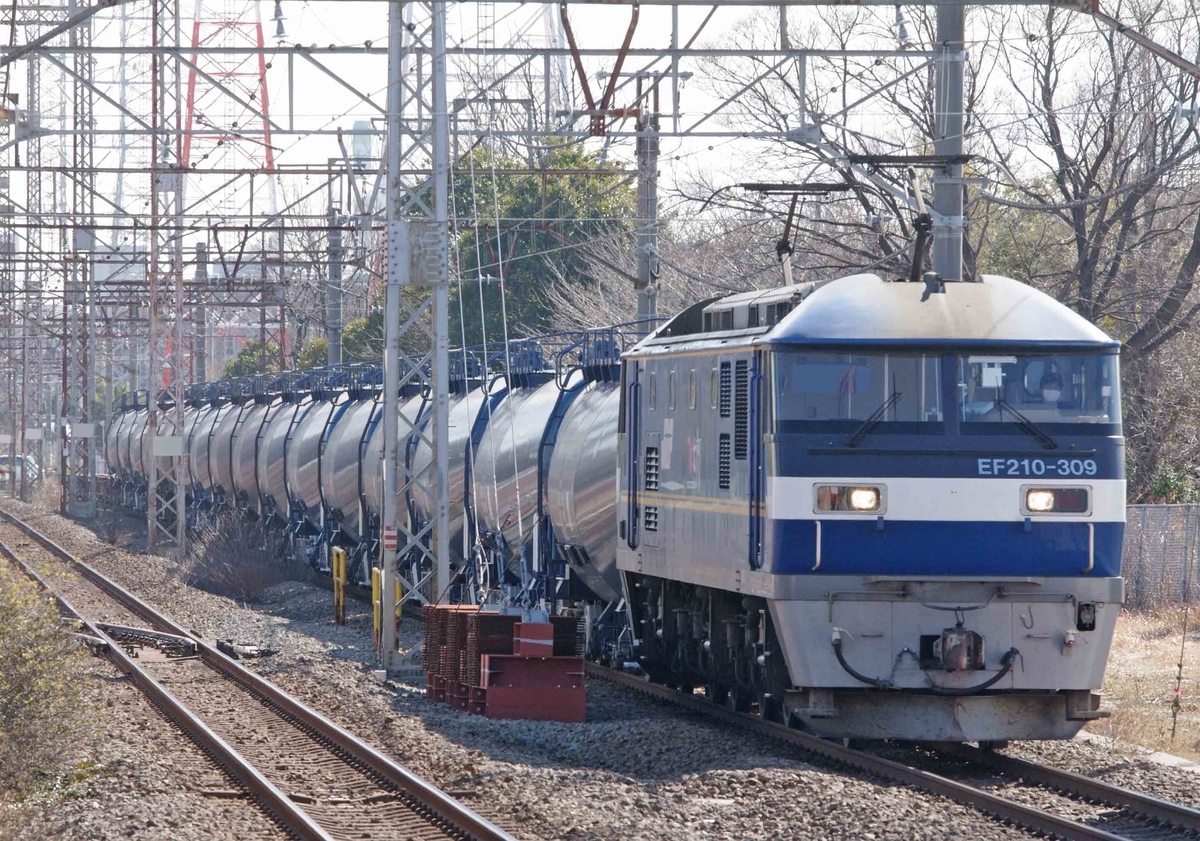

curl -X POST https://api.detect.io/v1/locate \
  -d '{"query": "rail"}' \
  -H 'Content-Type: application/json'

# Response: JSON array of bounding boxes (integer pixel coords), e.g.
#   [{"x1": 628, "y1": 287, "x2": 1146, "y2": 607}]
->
[
  {"x1": 586, "y1": 662, "x2": 1200, "y2": 841},
  {"x1": 0, "y1": 507, "x2": 515, "y2": 841}
]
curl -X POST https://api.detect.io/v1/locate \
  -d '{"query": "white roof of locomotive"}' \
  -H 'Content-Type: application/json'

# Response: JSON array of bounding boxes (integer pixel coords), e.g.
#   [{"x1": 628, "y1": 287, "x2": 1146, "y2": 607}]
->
[{"x1": 764, "y1": 273, "x2": 1118, "y2": 348}]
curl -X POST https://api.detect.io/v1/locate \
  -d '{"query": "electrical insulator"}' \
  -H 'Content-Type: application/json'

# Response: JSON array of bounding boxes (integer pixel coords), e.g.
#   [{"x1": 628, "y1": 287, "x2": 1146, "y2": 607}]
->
[
  {"x1": 894, "y1": 5, "x2": 914, "y2": 50},
  {"x1": 273, "y1": 0, "x2": 287, "y2": 40}
]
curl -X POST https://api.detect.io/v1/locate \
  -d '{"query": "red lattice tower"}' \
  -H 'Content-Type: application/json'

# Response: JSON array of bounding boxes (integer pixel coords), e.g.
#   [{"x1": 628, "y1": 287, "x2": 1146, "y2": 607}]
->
[
  {"x1": 181, "y1": 0, "x2": 283, "y2": 378},
  {"x1": 182, "y1": 0, "x2": 277, "y2": 189}
]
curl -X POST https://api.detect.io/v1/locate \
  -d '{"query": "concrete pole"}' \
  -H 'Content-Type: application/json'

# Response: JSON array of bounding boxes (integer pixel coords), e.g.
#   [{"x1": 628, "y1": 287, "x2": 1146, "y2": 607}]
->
[
  {"x1": 326, "y1": 207, "x2": 343, "y2": 365},
  {"x1": 635, "y1": 87, "x2": 659, "y2": 331},
  {"x1": 194, "y1": 243, "x2": 208, "y2": 383},
  {"x1": 380, "y1": 0, "x2": 404, "y2": 669},
  {"x1": 931, "y1": 4, "x2": 965, "y2": 282},
  {"x1": 432, "y1": 0, "x2": 451, "y2": 607}
]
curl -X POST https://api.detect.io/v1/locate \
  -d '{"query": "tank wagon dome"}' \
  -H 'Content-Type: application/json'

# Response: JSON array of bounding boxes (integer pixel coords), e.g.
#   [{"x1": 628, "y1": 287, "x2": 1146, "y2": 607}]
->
[{"x1": 765, "y1": 273, "x2": 1118, "y2": 348}]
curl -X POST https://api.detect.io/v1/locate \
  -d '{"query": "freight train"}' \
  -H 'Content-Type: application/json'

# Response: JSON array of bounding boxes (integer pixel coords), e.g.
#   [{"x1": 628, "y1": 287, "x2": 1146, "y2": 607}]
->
[{"x1": 106, "y1": 271, "x2": 1125, "y2": 742}]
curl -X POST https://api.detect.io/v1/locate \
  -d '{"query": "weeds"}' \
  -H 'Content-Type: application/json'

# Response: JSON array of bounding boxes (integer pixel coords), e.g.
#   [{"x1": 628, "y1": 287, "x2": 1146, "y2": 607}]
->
[
  {"x1": 184, "y1": 513, "x2": 302, "y2": 603},
  {"x1": 0, "y1": 563, "x2": 85, "y2": 795}
]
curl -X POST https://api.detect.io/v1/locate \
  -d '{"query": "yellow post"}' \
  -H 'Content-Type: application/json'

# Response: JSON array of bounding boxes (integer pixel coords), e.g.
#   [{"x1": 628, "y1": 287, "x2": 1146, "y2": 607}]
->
[
  {"x1": 332, "y1": 547, "x2": 347, "y2": 625},
  {"x1": 371, "y1": 566, "x2": 382, "y2": 649}
]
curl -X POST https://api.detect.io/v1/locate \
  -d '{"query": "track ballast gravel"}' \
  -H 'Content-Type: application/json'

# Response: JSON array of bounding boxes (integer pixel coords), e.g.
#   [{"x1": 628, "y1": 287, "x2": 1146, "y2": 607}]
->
[{"x1": 9, "y1": 499, "x2": 1200, "y2": 840}]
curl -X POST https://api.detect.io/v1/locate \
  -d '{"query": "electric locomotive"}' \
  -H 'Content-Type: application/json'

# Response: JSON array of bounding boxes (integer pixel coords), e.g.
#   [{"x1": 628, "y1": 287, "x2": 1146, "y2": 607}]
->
[{"x1": 618, "y1": 272, "x2": 1123, "y2": 742}]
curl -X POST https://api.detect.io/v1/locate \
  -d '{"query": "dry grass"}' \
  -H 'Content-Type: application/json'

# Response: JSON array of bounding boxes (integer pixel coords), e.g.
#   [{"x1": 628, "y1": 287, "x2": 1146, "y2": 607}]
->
[
  {"x1": 1089, "y1": 606, "x2": 1200, "y2": 760},
  {"x1": 0, "y1": 563, "x2": 86, "y2": 804},
  {"x1": 184, "y1": 513, "x2": 307, "y2": 604}
]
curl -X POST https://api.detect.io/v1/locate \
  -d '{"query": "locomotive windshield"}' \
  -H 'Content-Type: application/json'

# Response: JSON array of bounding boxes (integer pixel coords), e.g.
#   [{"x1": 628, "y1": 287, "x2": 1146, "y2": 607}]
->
[
  {"x1": 958, "y1": 353, "x2": 1120, "y2": 427},
  {"x1": 773, "y1": 352, "x2": 943, "y2": 428}
]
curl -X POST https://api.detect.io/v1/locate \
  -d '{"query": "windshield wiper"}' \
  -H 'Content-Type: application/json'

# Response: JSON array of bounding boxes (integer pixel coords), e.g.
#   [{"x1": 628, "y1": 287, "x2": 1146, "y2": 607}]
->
[
  {"x1": 994, "y1": 398, "x2": 1059, "y2": 450},
  {"x1": 846, "y1": 391, "x2": 902, "y2": 448}
]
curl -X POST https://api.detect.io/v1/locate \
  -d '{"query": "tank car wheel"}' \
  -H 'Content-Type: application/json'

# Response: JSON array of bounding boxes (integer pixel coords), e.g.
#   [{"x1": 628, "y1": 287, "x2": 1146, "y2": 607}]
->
[
  {"x1": 728, "y1": 685, "x2": 753, "y2": 713},
  {"x1": 706, "y1": 682, "x2": 729, "y2": 705}
]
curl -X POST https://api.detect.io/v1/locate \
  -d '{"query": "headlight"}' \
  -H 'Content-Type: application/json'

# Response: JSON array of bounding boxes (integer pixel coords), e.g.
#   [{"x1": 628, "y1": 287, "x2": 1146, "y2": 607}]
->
[
  {"x1": 815, "y1": 484, "x2": 884, "y2": 513},
  {"x1": 849, "y1": 487, "x2": 880, "y2": 511},
  {"x1": 1023, "y1": 486, "x2": 1090, "y2": 515},
  {"x1": 1026, "y1": 489, "x2": 1055, "y2": 512}
]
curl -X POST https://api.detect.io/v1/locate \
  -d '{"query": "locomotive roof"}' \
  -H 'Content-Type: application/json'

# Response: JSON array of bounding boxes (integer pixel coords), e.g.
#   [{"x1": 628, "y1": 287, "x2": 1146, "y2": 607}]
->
[
  {"x1": 767, "y1": 273, "x2": 1118, "y2": 348},
  {"x1": 631, "y1": 272, "x2": 1119, "y2": 357}
]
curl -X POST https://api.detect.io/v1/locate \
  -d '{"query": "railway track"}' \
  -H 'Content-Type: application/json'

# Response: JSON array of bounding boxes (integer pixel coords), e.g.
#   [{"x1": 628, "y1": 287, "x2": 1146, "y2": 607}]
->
[
  {"x1": 586, "y1": 662, "x2": 1200, "y2": 841},
  {"x1": 0, "y1": 509, "x2": 515, "y2": 841}
]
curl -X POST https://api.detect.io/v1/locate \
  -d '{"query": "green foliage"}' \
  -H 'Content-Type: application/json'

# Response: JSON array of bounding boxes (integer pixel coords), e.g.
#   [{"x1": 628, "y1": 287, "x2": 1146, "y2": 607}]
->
[
  {"x1": 1149, "y1": 465, "x2": 1199, "y2": 504},
  {"x1": 0, "y1": 564, "x2": 84, "y2": 793},
  {"x1": 222, "y1": 341, "x2": 282, "y2": 379},
  {"x1": 452, "y1": 143, "x2": 636, "y2": 345},
  {"x1": 294, "y1": 337, "x2": 328, "y2": 369},
  {"x1": 342, "y1": 312, "x2": 384, "y2": 363}
]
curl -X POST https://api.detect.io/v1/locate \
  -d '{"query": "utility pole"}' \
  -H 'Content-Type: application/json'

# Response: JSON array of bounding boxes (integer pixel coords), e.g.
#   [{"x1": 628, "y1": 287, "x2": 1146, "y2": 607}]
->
[
  {"x1": 635, "y1": 79, "x2": 659, "y2": 330},
  {"x1": 326, "y1": 206, "x2": 343, "y2": 366},
  {"x1": 931, "y1": 4, "x2": 965, "y2": 282},
  {"x1": 194, "y1": 243, "x2": 208, "y2": 382}
]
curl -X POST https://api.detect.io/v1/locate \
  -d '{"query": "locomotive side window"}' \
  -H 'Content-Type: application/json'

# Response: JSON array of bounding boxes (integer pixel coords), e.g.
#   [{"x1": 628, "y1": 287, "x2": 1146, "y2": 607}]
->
[
  {"x1": 773, "y1": 352, "x2": 942, "y2": 427},
  {"x1": 710, "y1": 368, "x2": 719, "y2": 409},
  {"x1": 668, "y1": 371, "x2": 677, "y2": 410},
  {"x1": 689, "y1": 370, "x2": 697, "y2": 410},
  {"x1": 649, "y1": 371, "x2": 657, "y2": 411}
]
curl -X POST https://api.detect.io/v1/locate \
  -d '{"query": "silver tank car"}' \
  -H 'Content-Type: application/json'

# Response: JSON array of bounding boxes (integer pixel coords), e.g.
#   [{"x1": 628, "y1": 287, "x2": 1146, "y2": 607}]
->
[
  {"x1": 105, "y1": 413, "x2": 125, "y2": 474},
  {"x1": 229, "y1": 400, "x2": 280, "y2": 510},
  {"x1": 361, "y1": 392, "x2": 427, "y2": 529},
  {"x1": 409, "y1": 387, "x2": 488, "y2": 565},
  {"x1": 179, "y1": 405, "x2": 202, "y2": 487},
  {"x1": 129, "y1": 409, "x2": 151, "y2": 478},
  {"x1": 188, "y1": 404, "x2": 229, "y2": 491},
  {"x1": 258, "y1": 400, "x2": 312, "y2": 517},
  {"x1": 473, "y1": 378, "x2": 563, "y2": 556},
  {"x1": 319, "y1": 397, "x2": 380, "y2": 542},
  {"x1": 285, "y1": 397, "x2": 349, "y2": 526},
  {"x1": 545, "y1": 380, "x2": 622, "y2": 602},
  {"x1": 208, "y1": 403, "x2": 246, "y2": 497}
]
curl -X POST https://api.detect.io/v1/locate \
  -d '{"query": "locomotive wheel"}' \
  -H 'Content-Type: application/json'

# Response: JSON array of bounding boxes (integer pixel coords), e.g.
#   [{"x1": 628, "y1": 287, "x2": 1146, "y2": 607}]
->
[
  {"x1": 728, "y1": 685, "x2": 753, "y2": 713},
  {"x1": 757, "y1": 692, "x2": 783, "y2": 723}
]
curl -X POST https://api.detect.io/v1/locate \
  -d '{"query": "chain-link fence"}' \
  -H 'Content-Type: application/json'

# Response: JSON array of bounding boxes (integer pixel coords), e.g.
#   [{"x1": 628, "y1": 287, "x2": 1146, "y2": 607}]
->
[{"x1": 1123, "y1": 505, "x2": 1200, "y2": 609}]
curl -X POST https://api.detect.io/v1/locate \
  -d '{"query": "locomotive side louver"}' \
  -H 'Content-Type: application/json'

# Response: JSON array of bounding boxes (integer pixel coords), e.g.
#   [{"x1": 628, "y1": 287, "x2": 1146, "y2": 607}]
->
[
  {"x1": 644, "y1": 447, "x2": 660, "y2": 491},
  {"x1": 644, "y1": 505, "x2": 659, "y2": 532},
  {"x1": 734, "y1": 360, "x2": 749, "y2": 460},
  {"x1": 719, "y1": 434, "x2": 731, "y2": 489},
  {"x1": 719, "y1": 362, "x2": 732, "y2": 418}
]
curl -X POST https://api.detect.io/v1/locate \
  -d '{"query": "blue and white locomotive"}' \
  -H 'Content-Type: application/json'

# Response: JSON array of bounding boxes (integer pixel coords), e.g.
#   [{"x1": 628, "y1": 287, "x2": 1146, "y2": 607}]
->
[{"x1": 617, "y1": 272, "x2": 1123, "y2": 742}]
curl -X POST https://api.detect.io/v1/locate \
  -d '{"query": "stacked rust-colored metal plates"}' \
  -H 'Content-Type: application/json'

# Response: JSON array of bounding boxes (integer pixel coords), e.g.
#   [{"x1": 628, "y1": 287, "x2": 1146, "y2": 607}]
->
[{"x1": 422, "y1": 605, "x2": 587, "y2": 722}]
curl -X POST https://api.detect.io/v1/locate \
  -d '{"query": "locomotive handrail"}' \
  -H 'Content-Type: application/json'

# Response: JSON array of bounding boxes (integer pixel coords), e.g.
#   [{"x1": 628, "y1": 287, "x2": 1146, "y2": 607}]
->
[
  {"x1": 625, "y1": 379, "x2": 641, "y2": 551},
  {"x1": 748, "y1": 353, "x2": 764, "y2": 570}
]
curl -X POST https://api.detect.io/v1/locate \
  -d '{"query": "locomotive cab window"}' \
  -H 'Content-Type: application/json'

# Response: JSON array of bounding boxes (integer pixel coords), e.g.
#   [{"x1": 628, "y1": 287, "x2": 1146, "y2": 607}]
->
[
  {"x1": 668, "y1": 371, "x2": 677, "y2": 410},
  {"x1": 773, "y1": 352, "x2": 943, "y2": 432},
  {"x1": 689, "y1": 370, "x2": 697, "y2": 410},
  {"x1": 958, "y1": 353, "x2": 1120, "y2": 430},
  {"x1": 648, "y1": 371, "x2": 657, "y2": 411}
]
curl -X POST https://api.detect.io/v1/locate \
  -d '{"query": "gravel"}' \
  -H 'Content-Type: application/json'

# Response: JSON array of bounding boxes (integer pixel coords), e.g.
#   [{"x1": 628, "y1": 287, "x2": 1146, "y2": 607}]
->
[
  {"x1": 0, "y1": 637, "x2": 288, "y2": 841},
  {"x1": 11, "y1": 499, "x2": 1200, "y2": 840}
]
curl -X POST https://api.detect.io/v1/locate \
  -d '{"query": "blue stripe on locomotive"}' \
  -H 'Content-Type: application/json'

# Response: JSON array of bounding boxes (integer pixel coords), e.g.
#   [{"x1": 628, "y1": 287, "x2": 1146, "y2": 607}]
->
[{"x1": 767, "y1": 518, "x2": 1123, "y2": 577}]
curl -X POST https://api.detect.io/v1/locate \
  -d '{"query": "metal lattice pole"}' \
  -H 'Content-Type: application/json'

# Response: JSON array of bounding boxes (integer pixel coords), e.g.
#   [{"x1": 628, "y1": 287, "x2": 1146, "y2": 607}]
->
[
  {"x1": 380, "y1": 0, "x2": 451, "y2": 668},
  {"x1": 148, "y1": 0, "x2": 187, "y2": 552}
]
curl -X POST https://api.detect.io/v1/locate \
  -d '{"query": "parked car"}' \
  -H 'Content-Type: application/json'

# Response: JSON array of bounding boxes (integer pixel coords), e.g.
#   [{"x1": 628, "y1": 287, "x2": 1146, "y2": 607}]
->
[{"x1": 0, "y1": 455, "x2": 40, "y2": 486}]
